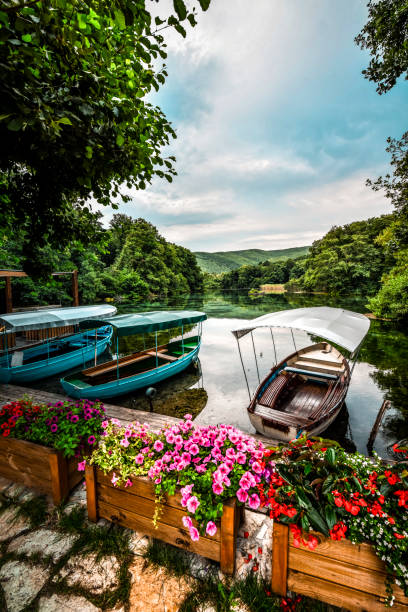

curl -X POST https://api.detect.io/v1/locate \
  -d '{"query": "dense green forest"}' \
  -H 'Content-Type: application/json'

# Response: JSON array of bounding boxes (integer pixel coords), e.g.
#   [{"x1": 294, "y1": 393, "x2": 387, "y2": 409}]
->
[
  {"x1": 0, "y1": 215, "x2": 203, "y2": 308},
  {"x1": 194, "y1": 246, "x2": 309, "y2": 274},
  {"x1": 217, "y1": 213, "x2": 408, "y2": 320}
]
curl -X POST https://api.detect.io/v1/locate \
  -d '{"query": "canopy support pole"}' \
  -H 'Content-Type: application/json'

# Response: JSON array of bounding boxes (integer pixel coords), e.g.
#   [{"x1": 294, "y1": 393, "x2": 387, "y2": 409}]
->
[
  {"x1": 250, "y1": 331, "x2": 260, "y2": 385},
  {"x1": 270, "y1": 328, "x2": 277, "y2": 366},
  {"x1": 94, "y1": 329, "x2": 97, "y2": 367},
  {"x1": 349, "y1": 345, "x2": 361, "y2": 376},
  {"x1": 236, "y1": 337, "x2": 251, "y2": 401},
  {"x1": 155, "y1": 332, "x2": 158, "y2": 368},
  {"x1": 290, "y1": 329, "x2": 297, "y2": 352},
  {"x1": 116, "y1": 335, "x2": 120, "y2": 380}
]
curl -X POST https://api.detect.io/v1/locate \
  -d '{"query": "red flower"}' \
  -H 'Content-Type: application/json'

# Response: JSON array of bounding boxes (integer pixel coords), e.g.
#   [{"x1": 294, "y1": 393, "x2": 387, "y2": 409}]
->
[
  {"x1": 394, "y1": 533, "x2": 405, "y2": 539},
  {"x1": 258, "y1": 547, "x2": 263, "y2": 555},
  {"x1": 244, "y1": 531, "x2": 249, "y2": 538}
]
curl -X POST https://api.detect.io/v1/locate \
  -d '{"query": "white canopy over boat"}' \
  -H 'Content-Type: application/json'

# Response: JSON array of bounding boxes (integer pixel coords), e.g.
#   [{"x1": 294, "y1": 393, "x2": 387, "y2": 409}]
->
[
  {"x1": 0, "y1": 304, "x2": 117, "y2": 333},
  {"x1": 231, "y1": 306, "x2": 370, "y2": 353}
]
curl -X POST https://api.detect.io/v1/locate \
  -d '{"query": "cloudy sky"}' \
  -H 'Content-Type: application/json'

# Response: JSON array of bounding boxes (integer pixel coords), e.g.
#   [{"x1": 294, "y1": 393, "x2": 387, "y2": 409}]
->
[{"x1": 107, "y1": 0, "x2": 408, "y2": 252}]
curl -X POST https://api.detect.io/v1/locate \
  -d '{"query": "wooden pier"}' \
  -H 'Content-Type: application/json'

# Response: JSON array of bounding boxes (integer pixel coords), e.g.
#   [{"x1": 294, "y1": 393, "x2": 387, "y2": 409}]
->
[{"x1": 0, "y1": 384, "x2": 277, "y2": 446}]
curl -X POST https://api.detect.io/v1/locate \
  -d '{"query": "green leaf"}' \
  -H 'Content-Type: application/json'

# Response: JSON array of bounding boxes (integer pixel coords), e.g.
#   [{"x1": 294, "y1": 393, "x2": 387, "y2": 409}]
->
[
  {"x1": 114, "y1": 10, "x2": 126, "y2": 30},
  {"x1": 304, "y1": 462, "x2": 313, "y2": 476},
  {"x1": 277, "y1": 465, "x2": 298, "y2": 488},
  {"x1": 21, "y1": 34, "x2": 32, "y2": 43},
  {"x1": 85, "y1": 146, "x2": 93, "y2": 159},
  {"x1": 295, "y1": 486, "x2": 312, "y2": 509},
  {"x1": 324, "y1": 504, "x2": 337, "y2": 529},
  {"x1": 187, "y1": 14, "x2": 197, "y2": 27},
  {"x1": 325, "y1": 447, "x2": 336, "y2": 466},
  {"x1": 198, "y1": 0, "x2": 211, "y2": 11},
  {"x1": 322, "y1": 474, "x2": 335, "y2": 496},
  {"x1": 306, "y1": 507, "x2": 329, "y2": 536},
  {"x1": 116, "y1": 134, "x2": 125, "y2": 147},
  {"x1": 351, "y1": 475, "x2": 363, "y2": 492},
  {"x1": 57, "y1": 117, "x2": 72, "y2": 125},
  {"x1": 7, "y1": 118, "x2": 23, "y2": 131},
  {"x1": 301, "y1": 514, "x2": 310, "y2": 531},
  {"x1": 174, "y1": 23, "x2": 186, "y2": 37},
  {"x1": 173, "y1": 0, "x2": 187, "y2": 21}
]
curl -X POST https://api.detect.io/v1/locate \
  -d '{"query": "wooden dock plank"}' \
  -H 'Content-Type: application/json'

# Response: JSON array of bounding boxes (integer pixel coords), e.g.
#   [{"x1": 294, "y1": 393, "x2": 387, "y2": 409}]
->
[{"x1": 0, "y1": 384, "x2": 279, "y2": 446}]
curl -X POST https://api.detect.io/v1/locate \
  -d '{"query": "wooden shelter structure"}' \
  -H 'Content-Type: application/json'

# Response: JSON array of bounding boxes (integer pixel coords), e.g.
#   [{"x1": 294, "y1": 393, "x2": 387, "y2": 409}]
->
[
  {"x1": 0, "y1": 269, "x2": 79, "y2": 313},
  {"x1": 0, "y1": 269, "x2": 79, "y2": 350}
]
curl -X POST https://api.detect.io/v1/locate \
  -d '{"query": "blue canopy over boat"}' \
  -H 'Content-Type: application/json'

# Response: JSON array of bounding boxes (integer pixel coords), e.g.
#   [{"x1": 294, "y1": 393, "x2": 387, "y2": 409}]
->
[
  {"x1": 79, "y1": 310, "x2": 207, "y2": 337},
  {"x1": 0, "y1": 304, "x2": 117, "y2": 333}
]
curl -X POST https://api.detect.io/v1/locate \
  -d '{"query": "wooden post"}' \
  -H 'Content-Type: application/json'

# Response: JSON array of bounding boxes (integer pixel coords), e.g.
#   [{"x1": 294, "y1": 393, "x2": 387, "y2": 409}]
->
[
  {"x1": 271, "y1": 522, "x2": 289, "y2": 596},
  {"x1": 5, "y1": 277, "x2": 12, "y2": 313},
  {"x1": 49, "y1": 452, "x2": 69, "y2": 505},
  {"x1": 220, "y1": 498, "x2": 237, "y2": 575},
  {"x1": 71, "y1": 269, "x2": 79, "y2": 306},
  {"x1": 85, "y1": 464, "x2": 98, "y2": 522}
]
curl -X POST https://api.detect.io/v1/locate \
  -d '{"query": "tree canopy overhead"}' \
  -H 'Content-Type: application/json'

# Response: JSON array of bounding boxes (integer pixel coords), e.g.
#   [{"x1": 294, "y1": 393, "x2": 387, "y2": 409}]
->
[
  {"x1": 355, "y1": 0, "x2": 408, "y2": 94},
  {"x1": 0, "y1": 0, "x2": 211, "y2": 270}
]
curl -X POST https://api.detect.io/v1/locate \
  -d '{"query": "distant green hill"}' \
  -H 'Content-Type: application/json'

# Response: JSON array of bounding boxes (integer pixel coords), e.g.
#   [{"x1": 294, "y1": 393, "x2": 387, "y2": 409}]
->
[{"x1": 194, "y1": 246, "x2": 310, "y2": 274}]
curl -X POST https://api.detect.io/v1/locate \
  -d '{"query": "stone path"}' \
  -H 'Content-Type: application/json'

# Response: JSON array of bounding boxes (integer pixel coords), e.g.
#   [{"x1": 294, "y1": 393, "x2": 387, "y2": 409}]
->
[{"x1": 0, "y1": 475, "x2": 274, "y2": 612}]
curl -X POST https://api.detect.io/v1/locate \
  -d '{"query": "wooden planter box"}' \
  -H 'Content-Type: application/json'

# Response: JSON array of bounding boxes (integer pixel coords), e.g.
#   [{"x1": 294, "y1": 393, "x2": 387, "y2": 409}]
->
[
  {"x1": 85, "y1": 465, "x2": 242, "y2": 575},
  {"x1": 0, "y1": 436, "x2": 84, "y2": 504},
  {"x1": 271, "y1": 522, "x2": 408, "y2": 611}
]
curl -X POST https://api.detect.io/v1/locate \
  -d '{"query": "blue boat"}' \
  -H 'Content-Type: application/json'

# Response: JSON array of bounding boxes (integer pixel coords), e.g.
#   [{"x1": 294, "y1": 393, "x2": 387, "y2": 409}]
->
[
  {"x1": 0, "y1": 304, "x2": 116, "y2": 384},
  {"x1": 60, "y1": 310, "x2": 207, "y2": 399}
]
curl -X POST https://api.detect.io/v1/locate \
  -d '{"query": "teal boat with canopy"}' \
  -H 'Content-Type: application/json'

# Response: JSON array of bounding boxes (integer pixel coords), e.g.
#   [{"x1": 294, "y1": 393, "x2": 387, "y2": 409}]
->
[
  {"x1": 0, "y1": 304, "x2": 116, "y2": 384},
  {"x1": 60, "y1": 310, "x2": 207, "y2": 399}
]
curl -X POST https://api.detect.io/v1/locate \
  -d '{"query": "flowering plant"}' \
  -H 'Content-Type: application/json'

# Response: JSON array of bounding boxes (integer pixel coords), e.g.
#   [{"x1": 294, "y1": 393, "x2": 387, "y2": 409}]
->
[
  {"x1": 87, "y1": 418, "x2": 155, "y2": 483},
  {"x1": 0, "y1": 397, "x2": 106, "y2": 459},
  {"x1": 260, "y1": 437, "x2": 408, "y2": 601},
  {"x1": 89, "y1": 415, "x2": 265, "y2": 542}
]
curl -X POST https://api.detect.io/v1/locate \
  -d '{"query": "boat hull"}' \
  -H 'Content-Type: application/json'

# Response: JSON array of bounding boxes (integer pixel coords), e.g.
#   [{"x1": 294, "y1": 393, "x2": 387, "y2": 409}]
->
[
  {"x1": 60, "y1": 343, "x2": 200, "y2": 399},
  {"x1": 0, "y1": 328, "x2": 112, "y2": 384}
]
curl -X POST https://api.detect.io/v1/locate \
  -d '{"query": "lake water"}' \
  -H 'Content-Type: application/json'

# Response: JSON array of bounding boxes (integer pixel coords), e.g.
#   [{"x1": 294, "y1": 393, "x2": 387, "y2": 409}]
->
[{"x1": 33, "y1": 291, "x2": 408, "y2": 459}]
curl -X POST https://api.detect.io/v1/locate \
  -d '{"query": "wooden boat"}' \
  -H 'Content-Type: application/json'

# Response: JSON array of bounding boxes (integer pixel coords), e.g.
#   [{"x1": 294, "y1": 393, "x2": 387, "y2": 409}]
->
[
  {"x1": 0, "y1": 304, "x2": 116, "y2": 384},
  {"x1": 232, "y1": 307, "x2": 370, "y2": 441},
  {"x1": 60, "y1": 310, "x2": 207, "y2": 399}
]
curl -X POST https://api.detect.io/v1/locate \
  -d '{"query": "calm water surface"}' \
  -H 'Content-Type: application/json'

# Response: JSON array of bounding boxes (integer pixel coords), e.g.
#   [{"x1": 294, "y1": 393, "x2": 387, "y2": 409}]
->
[{"x1": 34, "y1": 291, "x2": 408, "y2": 459}]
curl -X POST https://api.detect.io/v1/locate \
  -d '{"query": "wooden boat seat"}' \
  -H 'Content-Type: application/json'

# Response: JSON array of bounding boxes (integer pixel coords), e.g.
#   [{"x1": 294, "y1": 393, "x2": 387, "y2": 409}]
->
[
  {"x1": 254, "y1": 403, "x2": 313, "y2": 427},
  {"x1": 292, "y1": 360, "x2": 344, "y2": 375},
  {"x1": 258, "y1": 373, "x2": 289, "y2": 407},
  {"x1": 285, "y1": 366, "x2": 338, "y2": 380},
  {"x1": 145, "y1": 351, "x2": 178, "y2": 362},
  {"x1": 84, "y1": 354, "x2": 151, "y2": 377}
]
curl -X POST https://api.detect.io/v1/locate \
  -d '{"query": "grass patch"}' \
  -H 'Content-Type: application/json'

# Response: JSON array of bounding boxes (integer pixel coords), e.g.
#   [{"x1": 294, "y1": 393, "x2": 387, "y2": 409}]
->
[
  {"x1": 57, "y1": 505, "x2": 88, "y2": 535},
  {"x1": 233, "y1": 573, "x2": 280, "y2": 611},
  {"x1": 143, "y1": 539, "x2": 190, "y2": 577},
  {"x1": 15, "y1": 495, "x2": 48, "y2": 528}
]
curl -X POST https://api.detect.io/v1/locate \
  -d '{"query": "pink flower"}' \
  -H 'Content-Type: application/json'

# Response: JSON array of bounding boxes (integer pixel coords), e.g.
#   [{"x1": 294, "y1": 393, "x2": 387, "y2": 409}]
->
[
  {"x1": 206, "y1": 521, "x2": 217, "y2": 537},
  {"x1": 182, "y1": 515, "x2": 193, "y2": 529},
  {"x1": 212, "y1": 481, "x2": 224, "y2": 495},
  {"x1": 189, "y1": 526, "x2": 200, "y2": 542},
  {"x1": 184, "y1": 413, "x2": 192, "y2": 420},
  {"x1": 125, "y1": 479, "x2": 133, "y2": 487},
  {"x1": 77, "y1": 460, "x2": 86, "y2": 471},
  {"x1": 154, "y1": 440, "x2": 164, "y2": 452},
  {"x1": 101, "y1": 420, "x2": 109, "y2": 428},
  {"x1": 189, "y1": 443, "x2": 199, "y2": 456},
  {"x1": 186, "y1": 495, "x2": 200, "y2": 513},
  {"x1": 248, "y1": 493, "x2": 260, "y2": 510},
  {"x1": 120, "y1": 438, "x2": 129, "y2": 448},
  {"x1": 165, "y1": 432, "x2": 175, "y2": 444},
  {"x1": 226, "y1": 448, "x2": 236, "y2": 461},
  {"x1": 180, "y1": 485, "x2": 194, "y2": 496},
  {"x1": 111, "y1": 418, "x2": 121, "y2": 426},
  {"x1": 135, "y1": 454, "x2": 144, "y2": 465},
  {"x1": 251, "y1": 461, "x2": 263, "y2": 474},
  {"x1": 196, "y1": 464, "x2": 207, "y2": 474},
  {"x1": 111, "y1": 473, "x2": 119, "y2": 486},
  {"x1": 236, "y1": 488, "x2": 248, "y2": 503}
]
